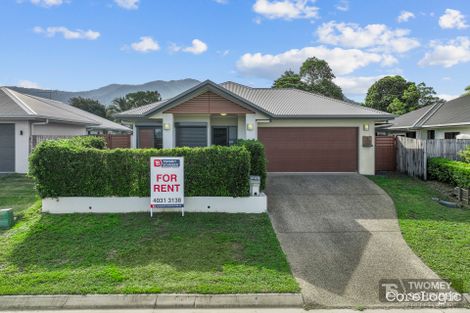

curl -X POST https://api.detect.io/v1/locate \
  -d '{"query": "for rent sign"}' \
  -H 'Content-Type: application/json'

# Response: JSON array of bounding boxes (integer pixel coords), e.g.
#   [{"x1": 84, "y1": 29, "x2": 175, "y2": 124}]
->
[{"x1": 150, "y1": 157, "x2": 184, "y2": 216}]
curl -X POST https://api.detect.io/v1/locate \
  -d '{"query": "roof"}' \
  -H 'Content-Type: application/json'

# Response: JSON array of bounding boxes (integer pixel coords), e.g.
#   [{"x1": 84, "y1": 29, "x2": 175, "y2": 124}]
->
[
  {"x1": 116, "y1": 80, "x2": 393, "y2": 120},
  {"x1": 386, "y1": 94, "x2": 470, "y2": 130},
  {"x1": 0, "y1": 88, "x2": 131, "y2": 132}
]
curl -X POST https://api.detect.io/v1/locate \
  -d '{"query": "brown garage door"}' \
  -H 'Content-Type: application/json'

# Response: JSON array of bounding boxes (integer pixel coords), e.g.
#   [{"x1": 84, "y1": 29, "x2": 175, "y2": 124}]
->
[{"x1": 258, "y1": 127, "x2": 358, "y2": 172}]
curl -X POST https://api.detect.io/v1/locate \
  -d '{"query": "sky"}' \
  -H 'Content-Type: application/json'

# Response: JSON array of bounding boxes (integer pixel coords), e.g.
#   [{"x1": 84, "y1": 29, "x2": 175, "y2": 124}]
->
[{"x1": 0, "y1": 0, "x2": 469, "y2": 102}]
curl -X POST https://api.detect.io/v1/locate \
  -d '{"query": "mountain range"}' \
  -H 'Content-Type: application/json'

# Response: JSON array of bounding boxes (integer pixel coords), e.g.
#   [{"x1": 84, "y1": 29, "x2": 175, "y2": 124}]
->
[
  {"x1": 7, "y1": 79, "x2": 201, "y2": 106},
  {"x1": 7, "y1": 78, "x2": 360, "y2": 106}
]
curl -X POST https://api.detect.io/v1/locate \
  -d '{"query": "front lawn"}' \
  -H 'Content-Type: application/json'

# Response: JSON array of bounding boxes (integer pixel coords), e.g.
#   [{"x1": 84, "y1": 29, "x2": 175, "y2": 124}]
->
[
  {"x1": 369, "y1": 174, "x2": 470, "y2": 293},
  {"x1": 0, "y1": 176, "x2": 298, "y2": 295},
  {"x1": 0, "y1": 174, "x2": 37, "y2": 216}
]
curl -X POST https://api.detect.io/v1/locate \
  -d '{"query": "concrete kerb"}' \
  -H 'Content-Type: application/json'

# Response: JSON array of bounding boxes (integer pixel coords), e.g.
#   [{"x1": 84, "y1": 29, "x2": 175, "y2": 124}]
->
[{"x1": 0, "y1": 293, "x2": 304, "y2": 310}]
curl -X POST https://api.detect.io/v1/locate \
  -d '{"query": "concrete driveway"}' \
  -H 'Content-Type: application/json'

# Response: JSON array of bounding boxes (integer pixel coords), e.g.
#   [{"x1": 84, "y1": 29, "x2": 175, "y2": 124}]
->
[{"x1": 266, "y1": 173, "x2": 439, "y2": 308}]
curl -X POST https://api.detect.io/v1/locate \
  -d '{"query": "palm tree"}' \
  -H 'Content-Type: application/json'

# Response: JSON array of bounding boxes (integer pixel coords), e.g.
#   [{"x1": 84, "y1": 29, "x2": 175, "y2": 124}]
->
[{"x1": 106, "y1": 97, "x2": 131, "y2": 119}]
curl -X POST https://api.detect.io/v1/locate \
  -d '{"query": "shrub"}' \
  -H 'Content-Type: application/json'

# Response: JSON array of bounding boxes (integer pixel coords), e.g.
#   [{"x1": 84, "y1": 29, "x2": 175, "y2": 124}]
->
[
  {"x1": 29, "y1": 140, "x2": 251, "y2": 198},
  {"x1": 428, "y1": 157, "x2": 470, "y2": 189},
  {"x1": 459, "y1": 146, "x2": 470, "y2": 163},
  {"x1": 65, "y1": 136, "x2": 107, "y2": 149},
  {"x1": 236, "y1": 139, "x2": 267, "y2": 190}
]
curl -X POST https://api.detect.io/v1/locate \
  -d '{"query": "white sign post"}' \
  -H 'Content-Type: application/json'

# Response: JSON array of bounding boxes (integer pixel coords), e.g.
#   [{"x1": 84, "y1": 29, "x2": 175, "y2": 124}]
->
[{"x1": 150, "y1": 157, "x2": 184, "y2": 217}]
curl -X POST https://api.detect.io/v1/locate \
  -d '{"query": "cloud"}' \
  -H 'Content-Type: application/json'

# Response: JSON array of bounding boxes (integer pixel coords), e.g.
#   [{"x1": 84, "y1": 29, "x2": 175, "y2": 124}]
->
[
  {"x1": 253, "y1": 0, "x2": 319, "y2": 20},
  {"x1": 130, "y1": 36, "x2": 160, "y2": 53},
  {"x1": 437, "y1": 94, "x2": 459, "y2": 101},
  {"x1": 334, "y1": 75, "x2": 385, "y2": 95},
  {"x1": 17, "y1": 80, "x2": 41, "y2": 89},
  {"x1": 236, "y1": 46, "x2": 396, "y2": 79},
  {"x1": 213, "y1": 0, "x2": 228, "y2": 4},
  {"x1": 33, "y1": 26, "x2": 100, "y2": 40},
  {"x1": 217, "y1": 49, "x2": 230, "y2": 57},
  {"x1": 335, "y1": 0, "x2": 348, "y2": 12},
  {"x1": 316, "y1": 21, "x2": 420, "y2": 53},
  {"x1": 29, "y1": 0, "x2": 63, "y2": 7},
  {"x1": 439, "y1": 9, "x2": 468, "y2": 29},
  {"x1": 114, "y1": 0, "x2": 139, "y2": 10},
  {"x1": 418, "y1": 37, "x2": 470, "y2": 68},
  {"x1": 397, "y1": 11, "x2": 415, "y2": 23},
  {"x1": 170, "y1": 39, "x2": 208, "y2": 55}
]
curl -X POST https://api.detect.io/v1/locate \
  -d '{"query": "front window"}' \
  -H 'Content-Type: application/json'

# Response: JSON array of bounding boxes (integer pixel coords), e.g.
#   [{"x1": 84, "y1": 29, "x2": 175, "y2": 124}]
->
[
  {"x1": 137, "y1": 126, "x2": 162, "y2": 148},
  {"x1": 212, "y1": 126, "x2": 237, "y2": 146},
  {"x1": 427, "y1": 130, "x2": 435, "y2": 140},
  {"x1": 445, "y1": 132, "x2": 460, "y2": 139}
]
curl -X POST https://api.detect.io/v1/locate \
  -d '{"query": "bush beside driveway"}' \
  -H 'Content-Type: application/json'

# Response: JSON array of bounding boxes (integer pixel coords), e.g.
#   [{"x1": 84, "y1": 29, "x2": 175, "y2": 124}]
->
[
  {"x1": 0, "y1": 175, "x2": 298, "y2": 295},
  {"x1": 369, "y1": 174, "x2": 470, "y2": 293}
]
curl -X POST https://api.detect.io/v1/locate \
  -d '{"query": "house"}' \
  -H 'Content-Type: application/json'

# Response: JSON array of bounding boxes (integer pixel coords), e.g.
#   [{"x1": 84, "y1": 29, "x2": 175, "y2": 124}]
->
[
  {"x1": 382, "y1": 94, "x2": 470, "y2": 140},
  {"x1": 116, "y1": 80, "x2": 393, "y2": 175},
  {"x1": 0, "y1": 87, "x2": 131, "y2": 173}
]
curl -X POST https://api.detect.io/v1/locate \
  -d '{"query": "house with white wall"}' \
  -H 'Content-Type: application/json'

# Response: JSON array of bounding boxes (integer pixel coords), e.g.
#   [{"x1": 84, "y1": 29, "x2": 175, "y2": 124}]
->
[
  {"x1": 383, "y1": 94, "x2": 470, "y2": 140},
  {"x1": 0, "y1": 87, "x2": 131, "y2": 173},
  {"x1": 116, "y1": 80, "x2": 393, "y2": 175}
]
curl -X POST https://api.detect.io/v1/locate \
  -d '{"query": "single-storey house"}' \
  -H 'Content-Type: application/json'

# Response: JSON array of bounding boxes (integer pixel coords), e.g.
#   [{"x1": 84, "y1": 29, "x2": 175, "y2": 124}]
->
[
  {"x1": 0, "y1": 87, "x2": 131, "y2": 173},
  {"x1": 382, "y1": 94, "x2": 470, "y2": 140},
  {"x1": 116, "y1": 80, "x2": 393, "y2": 175}
]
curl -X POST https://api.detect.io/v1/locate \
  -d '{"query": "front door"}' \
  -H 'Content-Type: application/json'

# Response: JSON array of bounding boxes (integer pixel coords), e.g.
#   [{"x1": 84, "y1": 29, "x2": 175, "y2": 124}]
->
[{"x1": 212, "y1": 126, "x2": 237, "y2": 146}]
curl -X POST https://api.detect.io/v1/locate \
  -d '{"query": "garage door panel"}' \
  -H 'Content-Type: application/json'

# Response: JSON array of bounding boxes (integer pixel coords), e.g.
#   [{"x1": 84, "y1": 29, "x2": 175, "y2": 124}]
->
[
  {"x1": 258, "y1": 127, "x2": 358, "y2": 172},
  {"x1": 0, "y1": 124, "x2": 15, "y2": 172}
]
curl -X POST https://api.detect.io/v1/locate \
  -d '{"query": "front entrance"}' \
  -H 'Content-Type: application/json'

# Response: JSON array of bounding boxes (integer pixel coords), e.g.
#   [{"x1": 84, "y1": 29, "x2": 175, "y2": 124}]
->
[{"x1": 212, "y1": 126, "x2": 237, "y2": 146}]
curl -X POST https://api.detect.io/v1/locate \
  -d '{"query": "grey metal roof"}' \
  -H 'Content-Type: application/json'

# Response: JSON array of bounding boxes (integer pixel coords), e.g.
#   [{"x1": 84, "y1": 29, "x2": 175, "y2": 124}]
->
[
  {"x1": 386, "y1": 94, "x2": 470, "y2": 130},
  {"x1": 116, "y1": 80, "x2": 393, "y2": 120},
  {"x1": 0, "y1": 87, "x2": 131, "y2": 132}
]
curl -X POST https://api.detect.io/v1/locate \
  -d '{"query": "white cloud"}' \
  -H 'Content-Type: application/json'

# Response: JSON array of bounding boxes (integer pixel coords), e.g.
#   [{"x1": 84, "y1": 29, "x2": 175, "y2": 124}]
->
[
  {"x1": 213, "y1": 0, "x2": 228, "y2": 4},
  {"x1": 397, "y1": 11, "x2": 415, "y2": 23},
  {"x1": 439, "y1": 9, "x2": 468, "y2": 29},
  {"x1": 114, "y1": 0, "x2": 138, "y2": 10},
  {"x1": 217, "y1": 49, "x2": 230, "y2": 56},
  {"x1": 419, "y1": 37, "x2": 470, "y2": 67},
  {"x1": 437, "y1": 94, "x2": 459, "y2": 101},
  {"x1": 171, "y1": 39, "x2": 208, "y2": 55},
  {"x1": 130, "y1": 36, "x2": 160, "y2": 53},
  {"x1": 334, "y1": 75, "x2": 384, "y2": 95},
  {"x1": 29, "y1": 0, "x2": 63, "y2": 7},
  {"x1": 236, "y1": 46, "x2": 396, "y2": 79},
  {"x1": 17, "y1": 80, "x2": 41, "y2": 89},
  {"x1": 253, "y1": 0, "x2": 319, "y2": 20},
  {"x1": 335, "y1": 0, "x2": 348, "y2": 12},
  {"x1": 316, "y1": 21, "x2": 420, "y2": 53},
  {"x1": 33, "y1": 26, "x2": 100, "y2": 40}
]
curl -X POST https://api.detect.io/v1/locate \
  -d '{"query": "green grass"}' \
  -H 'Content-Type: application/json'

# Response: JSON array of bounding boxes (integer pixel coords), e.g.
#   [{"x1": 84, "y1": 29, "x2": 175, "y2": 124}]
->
[
  {"x1": 369, "y1": 174, "x2": 470, "y2": 293},
  {"x1": 0, "y1": 175, "x2": 298, "y2": 295},
  {"x1": 0, "y1": 174, "x2": 37, "y2": 216}
]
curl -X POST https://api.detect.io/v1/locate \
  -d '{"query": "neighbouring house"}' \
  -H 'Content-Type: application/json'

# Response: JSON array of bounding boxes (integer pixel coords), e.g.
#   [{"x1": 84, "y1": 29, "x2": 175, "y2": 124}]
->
[
  {"x1": 0, "y1": 87, "x2": 131, "y2": 173},
  {"x1": 381, "y1": 94, "x2": 470, "y2": 140},
  {"x1": 116, "y1": 80, "x2": 393, "y2": 175}
]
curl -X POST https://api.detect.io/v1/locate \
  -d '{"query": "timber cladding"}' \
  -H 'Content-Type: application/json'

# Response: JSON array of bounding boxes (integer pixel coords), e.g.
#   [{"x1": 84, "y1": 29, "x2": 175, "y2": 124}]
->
[
  {"x1": 165, "y1": 91, "x2": 254, "y2": 114},
  {"x1": 258, "y1": 127, "x2": 358, "y2": 172}
]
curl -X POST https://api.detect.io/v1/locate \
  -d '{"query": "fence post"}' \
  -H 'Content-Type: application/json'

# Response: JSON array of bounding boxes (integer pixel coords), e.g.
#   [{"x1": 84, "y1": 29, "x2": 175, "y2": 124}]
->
[{"x1": 423, "y1": 139, "x2": 427, "y2": 180}]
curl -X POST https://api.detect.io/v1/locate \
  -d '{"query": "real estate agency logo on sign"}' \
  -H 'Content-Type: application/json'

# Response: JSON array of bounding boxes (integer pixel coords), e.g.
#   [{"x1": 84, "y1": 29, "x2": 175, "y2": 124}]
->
[{"x1": 150, "y1": 157, "x2": 184, "y2": 216}]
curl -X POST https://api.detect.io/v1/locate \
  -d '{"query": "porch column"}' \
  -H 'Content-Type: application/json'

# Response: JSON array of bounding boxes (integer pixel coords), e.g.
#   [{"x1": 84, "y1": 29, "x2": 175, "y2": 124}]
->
[
  {"x1": 245, "y1": 114, "x2": 257, "y2": 140},
  {"x1": 162, "y1": 113, "x2": 174, "y2": 148},
  {"x1": 131, "y1": 124, "x2": 137, "y2": 148}
]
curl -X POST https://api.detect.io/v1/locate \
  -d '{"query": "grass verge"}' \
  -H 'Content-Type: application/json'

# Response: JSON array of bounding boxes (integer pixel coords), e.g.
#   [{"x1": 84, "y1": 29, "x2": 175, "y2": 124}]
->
[
  {"x1": 369, "y1": 174, "x2": 470, "y2": 293},
  {"x1": 0, "y1": 175, "x2": 298, "y2": 295}
]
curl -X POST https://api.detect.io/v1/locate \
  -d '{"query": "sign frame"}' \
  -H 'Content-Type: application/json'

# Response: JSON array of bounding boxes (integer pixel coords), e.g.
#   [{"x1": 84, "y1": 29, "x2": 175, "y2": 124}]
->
[{"x1": 150, "y1": 156, "x2": 184, "y2": 217}]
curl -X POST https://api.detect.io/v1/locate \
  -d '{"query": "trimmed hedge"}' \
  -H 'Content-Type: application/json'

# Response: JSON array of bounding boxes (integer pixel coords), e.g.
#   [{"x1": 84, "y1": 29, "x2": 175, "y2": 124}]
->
[
  {"x1": 64, "y1": 136, "x2": 107, "y2": 149},
  {"x1": 29, "y1": 138, "x2": 251, "y2": 198},
  {"x1": 236, "y1": 139, "x2": 267, "y2": 190},
  {"x1": 428, "y1": 157, "x2": 470, "y2": 189}
]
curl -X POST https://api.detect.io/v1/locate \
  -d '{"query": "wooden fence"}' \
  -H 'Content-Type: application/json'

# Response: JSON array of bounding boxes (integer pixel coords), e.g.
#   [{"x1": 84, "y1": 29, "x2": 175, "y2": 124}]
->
[
  {"x1": 31, "y1": 134, "x2": 131, "y2": 150},
  {"x1": 396, "y1": 137, "x2": 470, "y2": 179}
]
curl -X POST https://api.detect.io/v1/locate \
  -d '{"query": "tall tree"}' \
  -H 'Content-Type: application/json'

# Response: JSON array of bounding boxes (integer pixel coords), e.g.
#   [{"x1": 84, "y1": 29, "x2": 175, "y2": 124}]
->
[
  {"x1": 272, "y1": 57, "x2": 344, "y2": 100},
  {"x1": 364, "y1": 76, "x2": 409, "y2": 112},
  {"x1": 272, "y1": 70, "x2": 308, "y2": 90},
  {"x1": 69, "y1": 97, "x2": 106, "y2": 118},
  {"x1": 108, "y1": 90, "x2": 162, "y2": 117}
]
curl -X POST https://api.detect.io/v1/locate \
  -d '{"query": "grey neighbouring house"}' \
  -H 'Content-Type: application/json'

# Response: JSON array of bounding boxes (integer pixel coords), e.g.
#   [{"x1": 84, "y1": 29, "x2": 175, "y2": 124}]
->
[
  {"x1": 381, "y1": 94, "x2": 470, "y2": 140},
  {"x1": 116, "y1": 80, "x2": 393, "y2": 175},
  {"x1": 0, "y1": 87, "x2": 131, "y2": 173}
]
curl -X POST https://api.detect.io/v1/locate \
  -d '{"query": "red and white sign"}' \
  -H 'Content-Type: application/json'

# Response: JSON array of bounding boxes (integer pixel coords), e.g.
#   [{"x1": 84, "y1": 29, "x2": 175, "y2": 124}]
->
[{"x1": 150, "y1": 157, "x2": 184, "y2": 216}]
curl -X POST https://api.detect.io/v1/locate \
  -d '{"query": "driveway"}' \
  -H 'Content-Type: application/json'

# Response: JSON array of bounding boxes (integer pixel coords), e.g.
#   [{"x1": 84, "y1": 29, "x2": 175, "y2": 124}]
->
[{"x1": 267, "y1": 173, "x2": 439, "y2": 308}]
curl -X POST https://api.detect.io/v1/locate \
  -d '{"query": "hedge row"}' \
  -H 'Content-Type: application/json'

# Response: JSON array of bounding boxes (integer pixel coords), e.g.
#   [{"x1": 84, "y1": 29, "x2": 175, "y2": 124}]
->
[
  {"x1": 29, "y1": 139, "x2": 251, "y2": 198},
  {"x1": 236, "y1": 139, "x2": 267, "y2": 190},
  {"x1": 428, "y1": 157, "x2": 470, "y2": 189}
]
